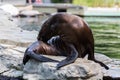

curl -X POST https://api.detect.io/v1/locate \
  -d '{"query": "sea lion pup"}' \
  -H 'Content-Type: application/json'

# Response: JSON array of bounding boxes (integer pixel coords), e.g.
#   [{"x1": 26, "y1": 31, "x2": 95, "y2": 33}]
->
[{"x1": 37, "y1": 13, "x2": 109, "y2": 69}]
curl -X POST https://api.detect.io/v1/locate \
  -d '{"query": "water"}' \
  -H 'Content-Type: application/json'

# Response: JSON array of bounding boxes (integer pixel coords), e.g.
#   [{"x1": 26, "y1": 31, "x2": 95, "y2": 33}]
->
[
  {"x1": 13, "y1": 15, "x2": 49, "y2": 31},
  {"x1": 85, "y1": 17, "x2": 120, "y2": 58},
  {"x1": 84, "y1": 16, "x2": 120, "y2": 23},
  {"x1": 12, "y1": 16, "x2": 120, "y2": 59}
]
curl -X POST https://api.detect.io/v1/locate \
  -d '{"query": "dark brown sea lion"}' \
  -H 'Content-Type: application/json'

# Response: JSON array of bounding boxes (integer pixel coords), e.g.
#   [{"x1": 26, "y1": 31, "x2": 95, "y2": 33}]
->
[
  {"x1": 23, "y1": 13, "x2": 109, "y2": 69},
  {"x1": 37, "y1": 13, "x2": 109, "y2": 69}
]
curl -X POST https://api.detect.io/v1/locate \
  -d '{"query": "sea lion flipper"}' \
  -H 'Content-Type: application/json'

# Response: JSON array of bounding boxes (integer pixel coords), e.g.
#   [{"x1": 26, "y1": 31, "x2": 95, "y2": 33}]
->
[
  {"x1": 94, "y1": 60, "x2": 109, "y2": 70},
  {"x1": 57, "y1": 44, "x2": 78, "y2": 69},
  {"x1": 27, "y1": 51, "x2": 59, "y2": 62}
]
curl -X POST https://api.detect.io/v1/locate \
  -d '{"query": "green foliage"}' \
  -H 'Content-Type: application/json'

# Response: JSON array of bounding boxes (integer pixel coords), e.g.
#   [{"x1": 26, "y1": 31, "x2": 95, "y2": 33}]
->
[{"x1": 72, "y1": 0, "x2": 116, "y2": 7}]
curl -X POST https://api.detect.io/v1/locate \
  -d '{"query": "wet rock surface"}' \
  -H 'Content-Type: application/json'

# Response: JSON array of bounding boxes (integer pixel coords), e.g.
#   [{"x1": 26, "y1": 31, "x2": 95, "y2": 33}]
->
[
  {"x1": 0, "y1": 45, "x2": 24, "y2": 78},
  {"x1": 23, "y1": 57, "x2": 103, "y2": 80},
  {"x1": 0, "y1": 9, "x2": 120, "y2": 80}
]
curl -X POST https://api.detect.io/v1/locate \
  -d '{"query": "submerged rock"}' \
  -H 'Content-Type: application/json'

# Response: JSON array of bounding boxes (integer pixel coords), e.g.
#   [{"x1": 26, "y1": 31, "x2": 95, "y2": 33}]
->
[{"x1": 19, "y1": 10, "x2": 40, "y2": 17}]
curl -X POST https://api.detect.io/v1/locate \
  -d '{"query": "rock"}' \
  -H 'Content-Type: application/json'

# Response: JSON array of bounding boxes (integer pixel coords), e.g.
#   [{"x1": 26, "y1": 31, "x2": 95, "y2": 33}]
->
[
  {"x1": 18, "y1": 5, "x2": 33, "y2": 12},
  {"x1": 2, "y1": 69, "x2": 23, "y2": 78},
  {"x1": 0, "y1": 52, "x2": 23, "y2": 78},
  {"x1": 0, "y1": 45, "x2": 23, "y2": 77},
  {"x1": 0, "y1": 9, "x2": 38, "y2": 46},
  {"x1": 110, "y1": 59, "x2": 120, "y2": 65},
  {"x1": 0, "y1": 75, "x2": 23, "y2": 80},
  {"x1": 0, "y1": 51, "x2": 22, "y2": 68},
  {"x1": 0, "y1": 45, "x2": 120, "y2": 80},
  {"x1": 0, "y1": 60, "x2": 9, "y2": 73},
  {"x1": 103, "y1": 69, "x2": 120, "y2": 79},
  {"x1": 23, "y1": 54, "x2": 120, "y2": 80},
  {"x1": 0, "y1": 9, "x2": 36, "y2": 79},
  {"x1": 94, "y1": 53, "x2": 120, "y2": 79},
  {"x1": 19, "y1": 10, "x2": 40, "y2": 17},
  {"x1": 23, "y1": 56, "x2": 103, "y2": 80},
  {"x1": 85, "y1": 53, "x2": 113, "y2": 64},
  {"x1": 0, "y1": 4, "x2": 19, "y2": 16},
  {"x1": 103, "y1": 59, "x2": 120, "y2": 79},
  {"x1": 0, "y1": 9, "x2": 16, "y2": 28},
  {"x1": 95, "y1": 53, "x2": 113, "y2": 64}
]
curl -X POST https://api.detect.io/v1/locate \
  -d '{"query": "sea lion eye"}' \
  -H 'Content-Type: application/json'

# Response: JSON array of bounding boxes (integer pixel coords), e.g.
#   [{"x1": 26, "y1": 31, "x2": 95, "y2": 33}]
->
[
  {"x1": 51, "y1": 24, "x2": 57, "y2": 31},
  {"x1": 51, "y1": 24, "x2": 54, "y2": 28},
  {"x1": 51, "y1": 24, "x2": 55, "y2": 31}
]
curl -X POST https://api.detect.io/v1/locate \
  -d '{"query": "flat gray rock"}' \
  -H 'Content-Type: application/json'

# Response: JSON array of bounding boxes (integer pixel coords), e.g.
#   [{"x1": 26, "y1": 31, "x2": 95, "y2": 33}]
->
[
  {"x1": 23, "y1": 57, "x2": 103, "y2": 80},
  {"x1": 0, "y1": 60, "x2": 9, "y2": 73}
]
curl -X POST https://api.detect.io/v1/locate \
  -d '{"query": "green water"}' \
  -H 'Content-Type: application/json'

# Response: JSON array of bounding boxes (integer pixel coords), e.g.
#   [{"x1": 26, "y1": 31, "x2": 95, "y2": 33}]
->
[{"x1": 88, "y1": 22, "x2": 120, "y2": 58}]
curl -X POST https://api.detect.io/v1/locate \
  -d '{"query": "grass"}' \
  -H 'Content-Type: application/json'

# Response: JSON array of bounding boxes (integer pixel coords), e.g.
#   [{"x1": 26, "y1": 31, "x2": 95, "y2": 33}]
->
[{"x1": 89, "y1": 22, "x2": 120, "y2": 59}]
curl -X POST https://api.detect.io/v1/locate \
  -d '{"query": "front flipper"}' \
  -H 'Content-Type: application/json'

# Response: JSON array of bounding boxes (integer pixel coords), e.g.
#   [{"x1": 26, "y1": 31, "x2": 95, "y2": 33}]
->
[
  {"x1": 27, "y1": 51, "x2": 59, "y2": 63},
  {"x1": 57, "y1": 44, "x2": 78, "y2": 69}
]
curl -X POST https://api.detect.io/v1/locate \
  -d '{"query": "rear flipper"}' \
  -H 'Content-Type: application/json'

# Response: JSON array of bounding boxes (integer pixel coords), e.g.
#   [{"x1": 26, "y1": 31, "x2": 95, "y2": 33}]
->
[
  {"x1": 27, "y1": 51, "x2": 59, "y2": 62},
  {"x1": 87, "y1": 44, "x2": 109, "y2": 70},
  {"x1": 56, "y1": 44, "x2": 78, "y2": 69},
  {"x1": 88, "y1": 52, "x2": 109, "y2": 70},
  {"x1": 94, "y1": 59, "x2": 109, "y2": 70}
]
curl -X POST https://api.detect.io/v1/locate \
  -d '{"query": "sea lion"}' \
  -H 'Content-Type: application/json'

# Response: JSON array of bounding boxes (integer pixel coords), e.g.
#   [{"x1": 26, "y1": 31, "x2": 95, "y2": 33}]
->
[
  {"x1": 23, "y1": 36, "x2": 78, "y2": 68},
  {"x1": 37, "y1": 13, "x2": 109, "y2": 69}
]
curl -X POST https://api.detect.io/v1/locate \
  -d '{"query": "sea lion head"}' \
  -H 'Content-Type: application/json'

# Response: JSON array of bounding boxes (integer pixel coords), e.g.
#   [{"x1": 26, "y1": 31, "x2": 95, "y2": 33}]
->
[
  {"x1": 37, "y1": 21, "x2": 57, "y2": 42},
  {"x1": 33, "y1": 41, "x2": 57, "y2": 55}
]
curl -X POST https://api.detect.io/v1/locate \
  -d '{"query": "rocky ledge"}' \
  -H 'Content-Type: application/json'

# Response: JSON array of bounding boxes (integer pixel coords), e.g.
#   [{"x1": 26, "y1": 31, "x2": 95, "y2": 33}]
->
[{"x1": 23, "y1": 56, "x2": 103, "y2": 80}]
